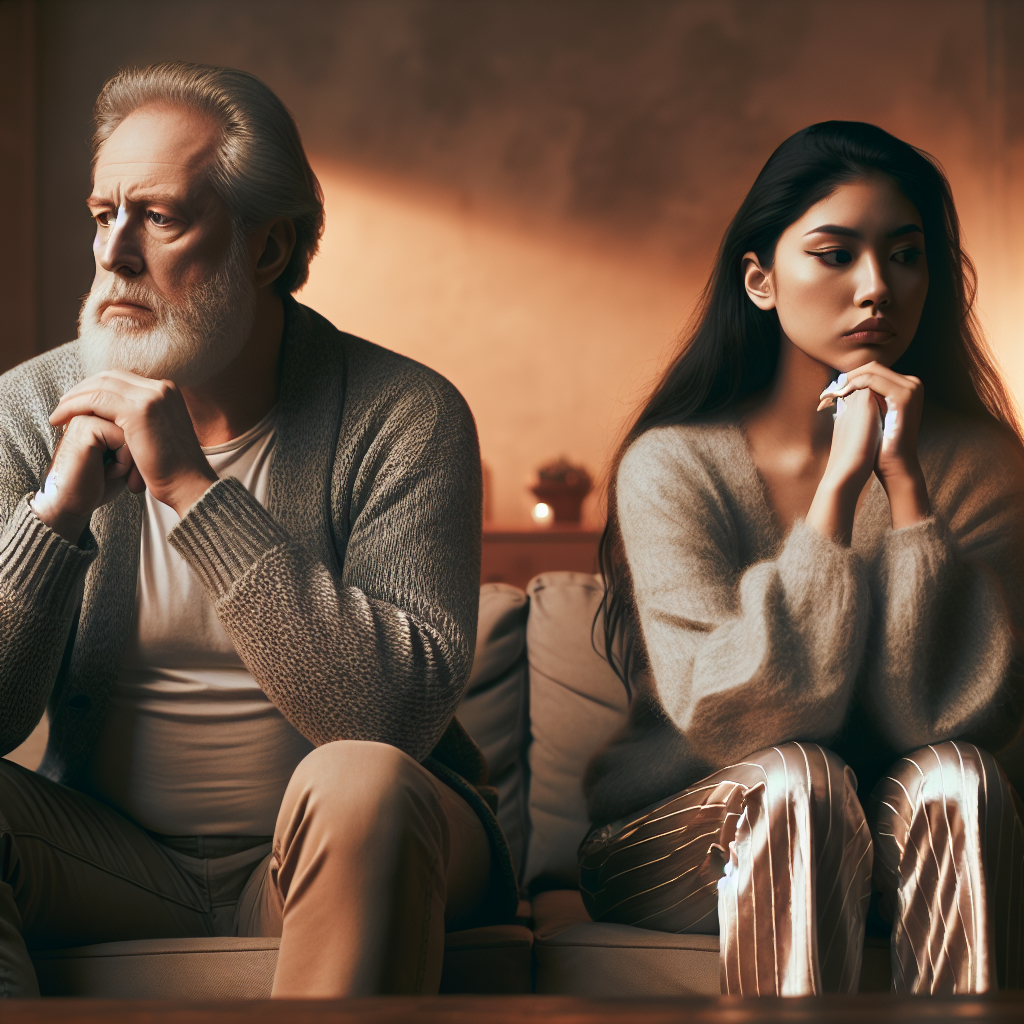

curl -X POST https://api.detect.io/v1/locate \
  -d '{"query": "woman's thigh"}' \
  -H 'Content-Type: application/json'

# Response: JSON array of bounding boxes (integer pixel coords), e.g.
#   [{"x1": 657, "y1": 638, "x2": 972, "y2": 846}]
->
[
  {"x1": 578, "y1": 741, "x2": 859, "y2": 934},
  {"x1": 0, "y1": 758, "x2": 210, "y2": 950}
]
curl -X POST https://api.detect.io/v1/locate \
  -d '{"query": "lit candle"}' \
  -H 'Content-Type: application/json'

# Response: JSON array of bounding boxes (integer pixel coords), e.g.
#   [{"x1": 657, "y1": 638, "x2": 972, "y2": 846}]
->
[{"x1": 531, "y1": 501, "x2": 552, "y2": 525}]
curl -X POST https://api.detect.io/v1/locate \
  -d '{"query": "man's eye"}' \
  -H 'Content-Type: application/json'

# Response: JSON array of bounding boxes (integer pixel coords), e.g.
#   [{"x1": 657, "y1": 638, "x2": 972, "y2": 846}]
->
[
  {"x1": 810, "y1": 249, "x2": 853, "y2": 266},
  {"x1": 148, "y1": 211, "x2": 172, "y2": 226},
  {"x1": 892, "y1": 247, "x2": 923, "y2": 265},
  {"x1": 95, "y1": 211, "x2": 112, "y2": 227}
]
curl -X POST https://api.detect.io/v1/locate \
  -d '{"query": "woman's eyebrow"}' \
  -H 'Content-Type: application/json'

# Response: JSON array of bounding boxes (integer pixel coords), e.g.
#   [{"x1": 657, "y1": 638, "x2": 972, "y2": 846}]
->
[
  {"x1": 887, "y1": 223, "x2": 924, "y2": 237},
  {"x1": 803, "y1": 223, "x2": 924, "y2": 238},
  {"x1": 804, "y1": 224, "x2": 861, "y2": 238}
]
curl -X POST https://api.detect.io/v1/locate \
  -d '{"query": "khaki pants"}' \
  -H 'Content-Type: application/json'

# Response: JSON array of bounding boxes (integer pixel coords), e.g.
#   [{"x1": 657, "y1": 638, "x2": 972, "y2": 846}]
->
[{"x1": 0, "y1": 740, "x2": 491, "y2": 999}]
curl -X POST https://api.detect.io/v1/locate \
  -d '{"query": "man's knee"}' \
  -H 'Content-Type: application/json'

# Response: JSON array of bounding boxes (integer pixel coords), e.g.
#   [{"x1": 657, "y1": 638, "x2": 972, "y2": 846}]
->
[{"x1": 280, "y1": 740, "x2": 442, "y2": 845}]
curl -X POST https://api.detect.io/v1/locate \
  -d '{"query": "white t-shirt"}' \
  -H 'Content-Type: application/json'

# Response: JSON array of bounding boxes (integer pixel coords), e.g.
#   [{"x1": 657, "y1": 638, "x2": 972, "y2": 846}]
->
[{"x1": 87, "y1": 409, "x2": 314, "y2": 835}]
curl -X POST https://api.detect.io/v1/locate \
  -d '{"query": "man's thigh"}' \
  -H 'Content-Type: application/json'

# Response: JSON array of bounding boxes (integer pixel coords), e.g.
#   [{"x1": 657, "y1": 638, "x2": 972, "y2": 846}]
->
[
  {"x1": 0, "y1": 758, "x2": 210, "y2": 949},
  {"x1": 236, "y1": 741, "x2": 492, "y2": 939}
]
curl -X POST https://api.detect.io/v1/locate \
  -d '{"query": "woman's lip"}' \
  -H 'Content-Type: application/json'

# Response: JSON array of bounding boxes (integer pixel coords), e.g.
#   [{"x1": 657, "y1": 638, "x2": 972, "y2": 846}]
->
[{"x1": 845, "y1": 330, "x2": 893, "y2": 343}]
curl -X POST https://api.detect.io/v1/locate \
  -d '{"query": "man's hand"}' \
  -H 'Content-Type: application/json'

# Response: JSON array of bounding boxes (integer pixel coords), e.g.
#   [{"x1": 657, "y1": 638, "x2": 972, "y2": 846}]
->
[
  {"x1": 49, "y1": 370, "x2": 218, "y2": 519},
  {"x1": 30, "y1": 414, "x2": 138, "y2": 544}
]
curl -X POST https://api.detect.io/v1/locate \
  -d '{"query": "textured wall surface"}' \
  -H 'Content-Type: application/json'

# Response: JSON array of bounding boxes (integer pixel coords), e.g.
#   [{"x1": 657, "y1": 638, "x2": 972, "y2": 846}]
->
[{"x1": 16, "y1": 0, "x2": 1024, "y2": 522}]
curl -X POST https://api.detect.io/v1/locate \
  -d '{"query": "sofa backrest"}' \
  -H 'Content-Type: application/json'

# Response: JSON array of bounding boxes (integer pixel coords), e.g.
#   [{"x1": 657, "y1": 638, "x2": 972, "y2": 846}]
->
[{"x1": 459, "y1": 572, "x2": 629, "y2": 890}]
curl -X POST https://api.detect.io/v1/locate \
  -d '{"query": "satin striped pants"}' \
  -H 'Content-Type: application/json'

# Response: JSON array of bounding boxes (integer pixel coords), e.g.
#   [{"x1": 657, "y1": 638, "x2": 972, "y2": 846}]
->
[{"x1": 578, "y1": 741, "x2": 1023, "y2": 995}]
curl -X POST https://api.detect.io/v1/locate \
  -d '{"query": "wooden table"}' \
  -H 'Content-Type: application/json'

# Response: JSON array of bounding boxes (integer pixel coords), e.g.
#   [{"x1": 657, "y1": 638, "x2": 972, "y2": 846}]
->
[{"x1": 5, "y1": 995, "x2": 1022, "y2": 1024}]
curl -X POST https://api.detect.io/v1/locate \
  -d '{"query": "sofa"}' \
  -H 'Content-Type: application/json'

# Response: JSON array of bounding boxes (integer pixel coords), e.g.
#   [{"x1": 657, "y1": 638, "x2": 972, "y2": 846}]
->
[{"x1": 22, "y1": 571, "x2": 893, "y2": 997}]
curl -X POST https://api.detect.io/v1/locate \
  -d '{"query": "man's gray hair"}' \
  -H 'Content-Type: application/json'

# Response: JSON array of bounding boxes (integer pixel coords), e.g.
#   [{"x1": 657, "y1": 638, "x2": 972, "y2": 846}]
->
[{"x1": 93, "y1": 61, "x2": 324, "y2": 294}]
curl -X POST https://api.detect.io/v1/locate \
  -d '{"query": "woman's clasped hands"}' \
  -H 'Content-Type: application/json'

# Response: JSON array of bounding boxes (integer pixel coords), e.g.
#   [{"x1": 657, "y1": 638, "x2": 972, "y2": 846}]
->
[{"x1": 816, "y1": 360, "x2": 930, "y2": 533}]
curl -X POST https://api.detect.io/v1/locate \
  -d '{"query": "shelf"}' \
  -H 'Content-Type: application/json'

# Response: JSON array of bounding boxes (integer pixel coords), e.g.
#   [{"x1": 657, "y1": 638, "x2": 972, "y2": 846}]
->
[{"x1": 482, "y1": 524, "x2": 603, "y2": 589}]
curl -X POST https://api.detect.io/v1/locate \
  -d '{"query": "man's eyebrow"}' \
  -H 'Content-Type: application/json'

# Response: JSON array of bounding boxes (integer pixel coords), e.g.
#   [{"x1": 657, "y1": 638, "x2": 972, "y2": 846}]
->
[
  {"x1": 87, "y1": 191, "x2": 183, "y2": 208},
  {"x1": 887, "y1": 223, "x2": 924, "y2": 238}
]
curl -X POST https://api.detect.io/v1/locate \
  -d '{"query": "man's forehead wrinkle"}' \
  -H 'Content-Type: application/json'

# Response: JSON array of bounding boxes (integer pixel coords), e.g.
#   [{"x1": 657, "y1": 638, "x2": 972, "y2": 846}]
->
[{"x1": 91, "y1": 159, "x2": 219, "y2": 210}]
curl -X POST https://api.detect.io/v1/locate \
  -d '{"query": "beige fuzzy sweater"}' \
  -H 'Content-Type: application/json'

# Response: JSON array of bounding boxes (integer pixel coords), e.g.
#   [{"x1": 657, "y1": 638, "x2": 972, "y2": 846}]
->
[
  {"x1": 585, "y1": 406, "x2": 1024, "y2": 826},
  {"x1": 0, "y1": 298, "x2": 516, "y2": 917}
]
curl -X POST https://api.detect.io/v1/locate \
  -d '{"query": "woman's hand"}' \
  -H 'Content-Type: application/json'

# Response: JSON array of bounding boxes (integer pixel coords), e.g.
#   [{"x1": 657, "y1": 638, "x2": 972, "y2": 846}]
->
[
  {"x1": 806, "y1": 386, "x2": 882, "y2": 545},
  {"x1": 818, "y1": 361, "x2": 930, "y2": 529}
]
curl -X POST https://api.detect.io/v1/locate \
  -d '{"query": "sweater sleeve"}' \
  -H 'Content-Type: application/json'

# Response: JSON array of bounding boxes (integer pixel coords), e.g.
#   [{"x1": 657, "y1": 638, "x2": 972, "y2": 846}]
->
[
  {"x1": 169, "y1": 378, "x2": 482, "y2": 764},
  {"x1": 862, "y1": 425, "x2": 1024, "y2": 754},
  {"x1": 0, "y1": 498, "x2": 96, "y2": 754},
  {"x1": 618, "y1": 428, "x2": 869, "y2": 770}
]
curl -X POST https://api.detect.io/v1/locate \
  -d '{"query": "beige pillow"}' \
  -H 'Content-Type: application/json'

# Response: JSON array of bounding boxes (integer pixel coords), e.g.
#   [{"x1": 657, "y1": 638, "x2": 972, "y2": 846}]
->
[
  {"x1": 523, "y1": 572, "x2": 628, "y2": 891},
  {"x1": 459, "y1": 583, "x2": 530, "y2": 878}
]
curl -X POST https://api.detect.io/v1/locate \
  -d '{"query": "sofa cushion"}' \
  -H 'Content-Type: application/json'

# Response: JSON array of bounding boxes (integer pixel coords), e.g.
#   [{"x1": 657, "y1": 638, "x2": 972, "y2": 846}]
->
[
  {"x1": 531, "y1": 889, "x2": 719, "y2": 996},
  {"x1": 30, "y1": 924, "x2": 535, "y2": 998},
  {"x1": 531, "y1": 889, "x2": 893, "y2": 995},
  {"x1": 522, "y1": 572, "x2": 628, "y2": 891},
  {"x1": 459, "y1": 583, "x2": 530, "y2": 878},
  {"x1": 31, "y1": 937, "x2": 280, "y2": 999}
]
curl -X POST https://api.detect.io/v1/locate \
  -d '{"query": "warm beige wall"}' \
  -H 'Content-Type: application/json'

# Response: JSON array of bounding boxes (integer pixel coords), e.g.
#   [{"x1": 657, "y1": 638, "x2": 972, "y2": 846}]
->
[
  {"x1": 12, "y1": 0, "x2": 1023, "y2": 524},
  {"x1": 296, "y1": 164, "x2": 691, "y2": 524}
]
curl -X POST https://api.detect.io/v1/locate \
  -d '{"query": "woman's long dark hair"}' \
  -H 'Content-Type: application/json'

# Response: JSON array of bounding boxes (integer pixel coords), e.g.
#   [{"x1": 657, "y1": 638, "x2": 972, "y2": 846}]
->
[{"x1": 598, "y1": 120, "x2": 1023, "y2": 693}]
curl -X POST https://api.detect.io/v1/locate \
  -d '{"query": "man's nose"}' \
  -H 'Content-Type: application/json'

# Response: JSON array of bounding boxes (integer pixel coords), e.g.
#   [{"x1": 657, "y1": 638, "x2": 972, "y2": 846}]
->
[
  {"x1": 854, "y1": 251, "x2": 891, "y2": 310},
  {"x1": 95, "y1": 205, "x2": 144, "y2": 276}
]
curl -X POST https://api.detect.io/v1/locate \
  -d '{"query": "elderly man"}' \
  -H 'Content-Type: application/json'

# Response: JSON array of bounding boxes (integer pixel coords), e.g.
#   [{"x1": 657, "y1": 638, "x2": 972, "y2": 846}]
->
[{"x1": 0, "y1": 62, "x2": 512, "y2": 999}]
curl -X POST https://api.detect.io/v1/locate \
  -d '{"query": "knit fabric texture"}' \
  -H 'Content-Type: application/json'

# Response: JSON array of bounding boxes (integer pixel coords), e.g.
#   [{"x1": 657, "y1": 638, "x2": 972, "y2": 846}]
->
[
  {"x1": 585, "y1": 408, "x2": 1024, "y2": 827},
  {"x1": 0, "y1": 298, "x2": 517, "y2": 918}
]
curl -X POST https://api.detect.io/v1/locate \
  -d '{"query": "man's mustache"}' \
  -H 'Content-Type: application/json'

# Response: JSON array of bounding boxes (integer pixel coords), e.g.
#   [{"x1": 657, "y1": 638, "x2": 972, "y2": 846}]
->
[{"x1": 91, "y1": 279, "x2": 163, "y2": 313}]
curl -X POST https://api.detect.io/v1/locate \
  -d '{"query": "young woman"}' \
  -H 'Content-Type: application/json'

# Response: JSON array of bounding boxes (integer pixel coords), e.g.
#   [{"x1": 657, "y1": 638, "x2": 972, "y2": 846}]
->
[{"x1": 580, "y1": 121, "x2": 1024, "y2": 996}]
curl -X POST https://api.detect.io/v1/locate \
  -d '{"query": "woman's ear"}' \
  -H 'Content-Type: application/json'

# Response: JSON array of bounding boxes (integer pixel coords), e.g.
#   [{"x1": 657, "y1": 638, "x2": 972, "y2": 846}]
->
[
  {"x1": 249, "y1": 217, "x2": 297, "y2": 290},
  {"x1": 742, "y1": 251, "x2": 776, "y2": 310}
]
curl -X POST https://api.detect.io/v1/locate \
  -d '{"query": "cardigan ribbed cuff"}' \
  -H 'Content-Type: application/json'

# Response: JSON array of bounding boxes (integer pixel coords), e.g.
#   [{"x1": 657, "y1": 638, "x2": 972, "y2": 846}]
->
[
  {"x1": 0, "y1": 495, "x2": 97, "y2": 608},
  {"x1": 168, "y1": 476, "x2": 291, "y2": 599}
]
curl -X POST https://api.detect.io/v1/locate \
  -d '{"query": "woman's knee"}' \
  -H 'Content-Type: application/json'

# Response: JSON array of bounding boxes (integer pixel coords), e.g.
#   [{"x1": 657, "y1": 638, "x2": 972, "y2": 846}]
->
[
  {"x1": 735, "y1": 741, "x2": 856, "y2": 805},
  {"x1": 876, "y1": 740, "x2": 1003, "y2": 809}
]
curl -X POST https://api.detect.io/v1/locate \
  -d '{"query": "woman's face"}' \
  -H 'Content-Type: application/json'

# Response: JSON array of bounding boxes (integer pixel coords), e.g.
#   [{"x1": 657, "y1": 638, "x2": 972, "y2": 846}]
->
[{"x1": 743, "y1": 175, "x2": 929, "y2": 373}]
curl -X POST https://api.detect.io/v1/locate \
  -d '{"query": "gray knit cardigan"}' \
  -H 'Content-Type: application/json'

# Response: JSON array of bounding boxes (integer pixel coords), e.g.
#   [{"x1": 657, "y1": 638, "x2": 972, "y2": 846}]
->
[{"x1": 0, "y1": 298, "x2": 516, "y2": 918}]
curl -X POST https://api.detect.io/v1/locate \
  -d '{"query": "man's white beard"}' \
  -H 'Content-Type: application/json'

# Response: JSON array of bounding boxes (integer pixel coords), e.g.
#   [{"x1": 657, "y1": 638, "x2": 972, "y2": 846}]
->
[{"x1": 78, "y1": 231, "x2": 257, "y2": 387}]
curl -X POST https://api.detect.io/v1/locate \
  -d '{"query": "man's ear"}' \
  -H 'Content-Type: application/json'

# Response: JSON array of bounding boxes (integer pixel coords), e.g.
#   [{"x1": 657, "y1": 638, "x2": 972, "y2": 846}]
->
[
  {"x1": 742, "y1": 251, "x2": 776, "y2": 310},
  {"x1": 249, "y1": 218, "x2": 297, "y2": 290}
]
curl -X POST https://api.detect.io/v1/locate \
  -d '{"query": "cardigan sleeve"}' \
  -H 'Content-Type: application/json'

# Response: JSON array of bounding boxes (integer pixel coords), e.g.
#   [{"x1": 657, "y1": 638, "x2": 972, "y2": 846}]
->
[
  {"x1": 618, "y1": 427, "x2": 870, "y2": 770},
  {"x1": 862, "y1": 422, "x2": 1024, "y2": 754},
  {"x1": 169, "y1": 372, "x2": 482, "y2": 764},
  {"x1": 0, "y1": 354, "x2": 95, "y2": 756}
]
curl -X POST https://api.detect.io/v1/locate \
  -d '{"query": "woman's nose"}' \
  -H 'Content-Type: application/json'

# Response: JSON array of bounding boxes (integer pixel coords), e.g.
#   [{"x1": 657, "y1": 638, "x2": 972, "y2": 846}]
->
[
  {"x1": 853, "y1": 252, "x2": 891, "y2": 309},
  {"x1": 95, "y1": 205, "x2": 144, "y2": 276}
]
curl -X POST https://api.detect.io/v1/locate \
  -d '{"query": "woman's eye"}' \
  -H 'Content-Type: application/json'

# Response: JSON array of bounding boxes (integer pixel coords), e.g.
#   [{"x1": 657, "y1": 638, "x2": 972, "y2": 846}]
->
[
  {"x1": 811, "y1": 249, "x2": 853, "y2": 266},
  {"x1": 892, "y1": 247, "x2": 923, "y2": 265}
]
